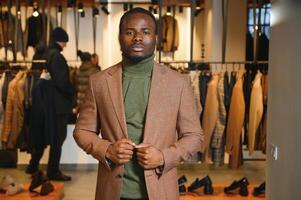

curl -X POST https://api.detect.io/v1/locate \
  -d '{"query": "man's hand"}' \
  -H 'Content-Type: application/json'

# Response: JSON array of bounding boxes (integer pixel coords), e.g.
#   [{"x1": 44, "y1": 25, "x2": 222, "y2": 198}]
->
[
  {"x1": 136, "y1": 143, "x2": 164, "y2": 169},
  {"x1": 105, "y1": 139, "x2": 134, "y2": 165}
]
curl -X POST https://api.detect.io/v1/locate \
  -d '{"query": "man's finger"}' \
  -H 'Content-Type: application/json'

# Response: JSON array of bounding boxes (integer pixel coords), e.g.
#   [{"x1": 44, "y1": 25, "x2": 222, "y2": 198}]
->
[
  {"x1": 136, "y1": 152, "x2": 148, "y2": 160},
  {"x1": 117, "y1": 149, "x2": 133, "y2": 155},
  {"x1": 135, "y1": 143, "x2": 151, "y2": 148},
  {"x1": 117, "y1": 153, "x2": 132, "y2": 159},
  {"x1": 119, "y1": 143, "x2": 135, "y2": 150},
  {"x1": 120, "y1": 139, "x2": 135, "y2": 147}
]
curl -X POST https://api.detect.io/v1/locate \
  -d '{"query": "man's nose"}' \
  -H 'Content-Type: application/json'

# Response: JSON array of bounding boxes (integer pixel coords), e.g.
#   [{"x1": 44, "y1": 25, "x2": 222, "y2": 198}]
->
[{"x1": 133, "y1": 32, "x2": 143, "y2": 42}]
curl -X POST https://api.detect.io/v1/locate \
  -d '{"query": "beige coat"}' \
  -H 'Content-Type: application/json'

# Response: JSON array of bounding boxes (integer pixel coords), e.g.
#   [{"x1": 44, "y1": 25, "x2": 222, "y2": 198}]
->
[
  {"x1": 225, "y1": 72, "x2": 245, "y2": 169},
  {"x1": 74, "y1": 62, "x2": 203, "y2": 200},
  {"x1": 1, "y1": 71, "x2": 25, "y2": 144},
  {"x1": 7, "y1": 72, "x2": 27, "y2": 149},
  {"x1": 202, "y1": 74, "x2": 219, "y2": 162},
  {"x1": 248, "y1": 72, "x2": 263, "y2": 155}
]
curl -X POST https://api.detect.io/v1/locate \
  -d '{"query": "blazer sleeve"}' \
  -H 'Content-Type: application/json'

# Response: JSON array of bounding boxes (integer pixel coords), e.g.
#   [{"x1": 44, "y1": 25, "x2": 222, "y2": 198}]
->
[
  {"x1": 73, "y1": 77, "x2": 112, "y2": 170},
  {"x1": 161, "y1": 75, "x2": 204, "y2": 173}
]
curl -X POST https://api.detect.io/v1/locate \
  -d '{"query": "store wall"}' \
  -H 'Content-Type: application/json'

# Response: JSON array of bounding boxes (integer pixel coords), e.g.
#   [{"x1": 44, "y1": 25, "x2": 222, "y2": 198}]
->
[
  {"x1": 193, "y1": 7, "x2": 205, "y2": 61},
  {"x1": 225, "y1": 0, "x2": 247, "y2": 62},
  {"x1": 267, "y1": 0, "x2": 301, "y2": 199},
  {"x1": 204, "y1": 0, "x2": 246, "y2": 64},
  {"x1": 204, "y1": 0, "x2": 222, "y2": 61}
]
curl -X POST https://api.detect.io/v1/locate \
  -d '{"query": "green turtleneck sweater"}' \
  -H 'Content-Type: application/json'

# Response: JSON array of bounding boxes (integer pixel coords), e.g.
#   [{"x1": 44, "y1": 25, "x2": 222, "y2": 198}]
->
[{"x1": 121, "y1": 55, "x2": 154, "y2": 199}]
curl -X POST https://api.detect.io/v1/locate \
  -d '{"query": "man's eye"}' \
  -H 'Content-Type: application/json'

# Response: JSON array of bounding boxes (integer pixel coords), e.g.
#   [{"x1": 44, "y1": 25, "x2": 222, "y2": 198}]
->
[
  {"x1": 143, "y1": 31, "x2": 150, "y2": 35},
  {"x1": 126, "y1": 31, "x2": 134, "y2": 35}
]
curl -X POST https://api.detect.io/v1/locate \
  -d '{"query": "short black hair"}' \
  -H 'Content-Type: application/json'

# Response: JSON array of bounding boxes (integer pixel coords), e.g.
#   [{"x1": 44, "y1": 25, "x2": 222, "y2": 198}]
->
[{"x1": 119, "y1": 7, "x2": 157, "y2": 34}]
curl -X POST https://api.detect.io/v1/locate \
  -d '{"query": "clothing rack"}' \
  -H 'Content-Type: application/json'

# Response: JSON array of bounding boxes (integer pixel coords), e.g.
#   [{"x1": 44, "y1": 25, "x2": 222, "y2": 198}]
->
[
  {"x1": 161, "y1": 60, "x2": 269, "y2": 64},
  {"x1": 160, "y1": 60, "x2": 269, "y2": 70},
  {"x1": 164, "y1": 60, "x2": 268, "y2": 163}
]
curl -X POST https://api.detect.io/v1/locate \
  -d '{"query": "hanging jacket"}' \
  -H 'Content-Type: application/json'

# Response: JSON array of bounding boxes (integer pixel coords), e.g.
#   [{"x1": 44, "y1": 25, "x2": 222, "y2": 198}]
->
[
  {"x1": 254, "y1": 73, "x2": 268, "y2": 153},
  {"x1": 1, "y1": 71, "x2": 25, "y2": 144},
  {"x1": 199, "y1": 71, "x2": 212, "y2": 122},
  {"x1": 189, "y1": 71, "x2": 202, "y2": 115},
  {"x1": 0, "y1": 12, "x2": 16, "y2": 49},
  {"x1": 158, "y1": 15, "x2": 179, "y2": 52},
  {"x1": 27, "y1": 14, "x2": 52, "y2": 48},
  {"x1": 211, "y1": 73, "x2": 226, "y2": 149},
  {"x1": 202, "y1": 74, "x2": 219, "y2": 162},
  {"x1": 0, "y1": 73, "x2": 6, "y2": 145},
  {"x1": 29, "y1": 74, "x2": 57, "y2": 150},
  {"x1": 225, "y1": 72, "x2": 245, "y2": 169},
  {"x1": 75, "y1": 61, "x2": 99, "y2": 108},
  {"x1": 211, "y1": 74, "x2": 227, "y2": 166},
  {"x1": 248, "y1": 72, "x2": 263, "y2": 155},
  {"x1": 1, "y1": 73, "x2": 14, "y2": 108},
  {"x1": 7, "y1": 72, "x2": 27, "y2": 149},
  {"x1": 224, "y1": 71, "x2": 236, "y2": 113}
]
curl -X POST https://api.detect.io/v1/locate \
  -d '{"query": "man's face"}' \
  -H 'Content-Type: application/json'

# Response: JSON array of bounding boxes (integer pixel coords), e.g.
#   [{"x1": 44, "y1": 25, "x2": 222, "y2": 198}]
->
[
  {"x1": 57, "y1": 41, "x2": 67, "y2": 49},
  {"x1": 119, "y1": 13, "x2": 156, "y2": 62},
  {"x1": 91, "y1": 55, "x2": 98, "y2": 65}
]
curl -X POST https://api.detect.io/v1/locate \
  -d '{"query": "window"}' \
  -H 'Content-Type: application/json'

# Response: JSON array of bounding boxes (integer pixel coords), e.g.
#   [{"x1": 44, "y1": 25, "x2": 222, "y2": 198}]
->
[{"x1": 248, "y1": 3, "x2": 271, "y2": 38}]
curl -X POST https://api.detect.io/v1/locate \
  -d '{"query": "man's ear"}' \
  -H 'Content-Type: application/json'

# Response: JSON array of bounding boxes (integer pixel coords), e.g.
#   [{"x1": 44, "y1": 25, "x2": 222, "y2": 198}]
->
[{"x1": 118, "y1": 34, "x2": 122, "y2": 50}]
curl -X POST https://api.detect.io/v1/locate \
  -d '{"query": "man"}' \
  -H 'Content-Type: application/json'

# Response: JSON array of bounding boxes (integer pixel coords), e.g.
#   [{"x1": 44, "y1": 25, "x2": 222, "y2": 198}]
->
[
  {"x1": 74, "y1": 8, "x2": 203, "y2": 200},
  {"x1": 91, "y1": 53, "x2": 101, "y2": 70},
  {"x1": 26, "y1": 27, "x2": 74, "y2": 181}
]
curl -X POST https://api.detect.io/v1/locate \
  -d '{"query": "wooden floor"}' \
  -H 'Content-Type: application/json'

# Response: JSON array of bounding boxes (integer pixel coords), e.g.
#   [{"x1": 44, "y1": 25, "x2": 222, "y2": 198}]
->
[{"x1": 0, "y1": 162, "x2": 266, "y2": 200}]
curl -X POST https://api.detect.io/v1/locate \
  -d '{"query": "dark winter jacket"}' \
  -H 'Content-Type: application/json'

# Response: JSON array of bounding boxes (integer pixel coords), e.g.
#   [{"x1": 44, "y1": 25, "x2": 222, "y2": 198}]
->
[{"x1": 46, "y1": 42, "x2": 75, "y2": 114}]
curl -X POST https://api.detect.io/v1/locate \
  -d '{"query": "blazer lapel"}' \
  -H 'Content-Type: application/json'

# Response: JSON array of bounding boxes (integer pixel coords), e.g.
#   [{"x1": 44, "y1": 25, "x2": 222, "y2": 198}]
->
[
  {"x1": 143, "y1": 62, "x2": 166, "y2": 144},
  {"x1": 106, "y1": 63, "x2": 128, "y2": 138}
]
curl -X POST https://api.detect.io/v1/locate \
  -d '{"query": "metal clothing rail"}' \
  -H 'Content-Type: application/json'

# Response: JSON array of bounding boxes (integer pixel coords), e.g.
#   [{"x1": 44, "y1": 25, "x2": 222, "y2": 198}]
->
[{"x1": 160, "y1": 60, "x2": 269, "y2": 64}]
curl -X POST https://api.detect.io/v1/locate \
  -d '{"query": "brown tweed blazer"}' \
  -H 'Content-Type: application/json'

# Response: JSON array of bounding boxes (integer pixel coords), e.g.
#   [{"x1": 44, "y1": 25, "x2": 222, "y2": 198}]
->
[{"x1": 74, "y1": 61, "x2": 204, "y2": 200}]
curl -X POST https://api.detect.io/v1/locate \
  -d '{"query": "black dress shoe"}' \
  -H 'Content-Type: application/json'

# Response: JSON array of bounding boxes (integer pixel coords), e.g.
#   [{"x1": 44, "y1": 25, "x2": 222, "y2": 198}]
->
[
  {"x1": 178, "y1": 175, "x2": 187, "y2": 195},
  {"x1": 40, "y1": 181, "x2": 54, "y2": 196},
  {"x1": 188, "y1": 175, "x2": 213, "y2": 195},
  {"x1": 224, "y1": 177, "x2": 249, "y2": 196},
  {"x1": 253, "y1": 181, "x2": 265, "y2": 197},
  {"x1": 29, "y1": 170, "x2": 49, "y2": 192},
  {"x1": 179, "y1": 185, "x2": 186, "y2": 195},
  {"x1": 48, "y1": 172, "x2": 72, "y2": 181},
  {"x1": 178, "y1": 175, "x2": 187, "y2": 185},
  {"x1": 187, "y1": 177, "x2": 199, "y2": 190}
]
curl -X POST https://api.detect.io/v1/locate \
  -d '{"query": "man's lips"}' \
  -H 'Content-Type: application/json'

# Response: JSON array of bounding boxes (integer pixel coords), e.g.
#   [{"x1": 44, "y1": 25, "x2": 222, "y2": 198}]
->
[{"x1": 131, "y1": 45, "x2": 144, "y2": 52}]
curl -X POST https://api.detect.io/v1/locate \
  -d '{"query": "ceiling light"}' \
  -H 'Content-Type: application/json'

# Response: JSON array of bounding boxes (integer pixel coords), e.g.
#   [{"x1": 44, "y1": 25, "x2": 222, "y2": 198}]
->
[
  {"x1": 78, "y1": 2, "x2": 84, "y2": 13},
  {"x1": 166, "y1": 6, "x2": 171, "y2": 16},
  {"x1": 33, "y1": 8, "x2": 39, "y2": 17},
  {"x1": 153, "y1": 8, "x2": 158, "y2": 19}
]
